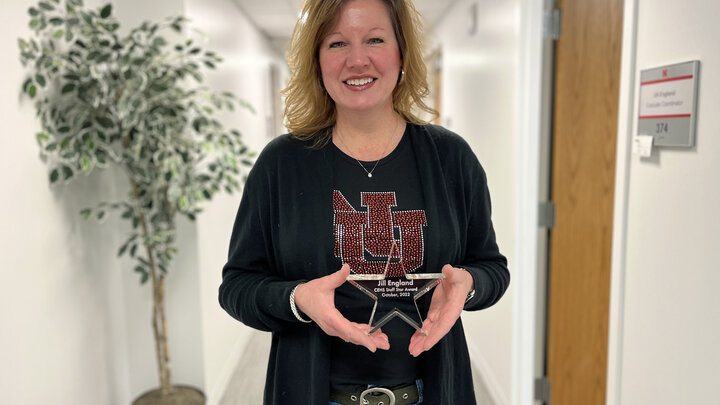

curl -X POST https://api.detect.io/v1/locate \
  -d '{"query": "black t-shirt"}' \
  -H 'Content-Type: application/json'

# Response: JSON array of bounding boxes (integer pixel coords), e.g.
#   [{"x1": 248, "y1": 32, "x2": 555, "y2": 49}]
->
[{"x1": 330, "y1": 129, "x2": 428, "y2": 390}]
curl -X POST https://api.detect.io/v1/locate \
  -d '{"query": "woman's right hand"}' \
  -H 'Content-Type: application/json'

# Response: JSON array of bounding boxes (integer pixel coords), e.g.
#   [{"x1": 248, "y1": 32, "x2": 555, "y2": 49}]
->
[{"x1": 293, "y1": 264, "x2": 390, "y2": 352}]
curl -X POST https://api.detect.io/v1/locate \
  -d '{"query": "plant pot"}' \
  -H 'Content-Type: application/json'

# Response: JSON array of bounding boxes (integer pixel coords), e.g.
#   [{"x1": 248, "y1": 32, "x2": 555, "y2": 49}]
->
[{"x1": 133, "y1": 385, "x2": 205, "y2": 405}]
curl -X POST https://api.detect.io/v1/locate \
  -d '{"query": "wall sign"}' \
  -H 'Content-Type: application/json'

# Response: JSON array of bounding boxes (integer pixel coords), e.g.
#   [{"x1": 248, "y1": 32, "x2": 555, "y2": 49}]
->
[{"x1": 638, "y1": 60, "x2": 700, "y2": 147}]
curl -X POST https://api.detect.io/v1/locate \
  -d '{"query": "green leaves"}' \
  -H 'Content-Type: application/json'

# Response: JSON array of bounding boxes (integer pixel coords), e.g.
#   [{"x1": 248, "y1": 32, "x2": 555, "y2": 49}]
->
[
  {"x1": 178, "y1": 196, "x2": 189, "y2": 211},
  {"x1": 80, "y1": 154, "x2": 93, "y2": 173},
  {"x1": 192, "y1": 117, "x2": 208, "y2": 133},
  {"x1": 23, "y1": 78, "x2": 33, "y2": 92},
  {"x1": 20, "y1": 0, "x2": 256, "y2": 284},
  {"x1": 61, "y1": 164, "x2": 74, "y2": 180},
  {"x1": 61, "y1": 83, "x2": 75, "y2": 94},
  {"x1": 152, "y1": 37, "x2": 166, "y2": 48},
  {"x1": 95, "y1": 116, "x2": 113, "y2": 128},
  {"x1": 118, "y1": 232, "x2": 139, "y2": 258},
  {"x1": 135, "y1": 266, "x2": 149, "y2": 284},
  {"x1": 38, "y1": 2, "x2": 55, "y2": 11},
  {"x1": 100, "y1": 4, "x2": 112, "y2": 19}
]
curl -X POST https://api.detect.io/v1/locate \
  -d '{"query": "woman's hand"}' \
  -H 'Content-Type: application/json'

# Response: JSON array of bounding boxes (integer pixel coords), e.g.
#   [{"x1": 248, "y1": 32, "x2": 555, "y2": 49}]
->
[
  {"x1": 294, "y1": 264, "x2": 390, "y2": 352},
  {"x1": 408, "y1": 264, "x2": 474, "y2": 357}
]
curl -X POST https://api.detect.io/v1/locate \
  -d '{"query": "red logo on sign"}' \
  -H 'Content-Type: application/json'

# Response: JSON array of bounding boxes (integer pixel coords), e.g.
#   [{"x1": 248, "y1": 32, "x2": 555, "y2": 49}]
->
[
  {"x1": 333, "y1": 190, "x2": 426, "y2": 277},
  {"x1": 662, "y1": 69, "x2": 668, "y2": 77}
]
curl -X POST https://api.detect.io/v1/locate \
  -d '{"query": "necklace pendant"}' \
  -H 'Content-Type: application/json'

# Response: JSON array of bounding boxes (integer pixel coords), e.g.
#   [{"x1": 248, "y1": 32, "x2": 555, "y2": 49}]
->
[{"x1": 368, "y1": 173, "x2": 373, "y2": 178}]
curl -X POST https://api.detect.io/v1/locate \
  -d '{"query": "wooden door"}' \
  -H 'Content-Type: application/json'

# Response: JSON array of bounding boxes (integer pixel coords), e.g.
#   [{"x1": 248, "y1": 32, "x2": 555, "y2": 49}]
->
[{"x1": 545, "y1": 0, "x2": 623, "y2": 403}]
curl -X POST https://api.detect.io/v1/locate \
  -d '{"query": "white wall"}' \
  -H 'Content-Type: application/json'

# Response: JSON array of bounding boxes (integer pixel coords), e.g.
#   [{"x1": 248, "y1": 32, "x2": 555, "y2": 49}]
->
[
  {"x1": 1, "y1": 0, "x2": 128, "y2": 402},
  {"x1": 0, "y1": 0, "x2": 283, "y2": 403},
  {"x1": 612, "y1": 0, "x2": 720, "y2": 403},
  {"x1": 432, "y1": 1, "x2": 519, "y2": 403}
]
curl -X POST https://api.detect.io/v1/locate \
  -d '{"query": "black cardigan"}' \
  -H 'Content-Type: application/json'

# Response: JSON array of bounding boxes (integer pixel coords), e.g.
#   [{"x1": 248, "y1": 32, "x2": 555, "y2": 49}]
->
[{"x1": 219, "y1": 123, "x2": 510, "y2": 404}]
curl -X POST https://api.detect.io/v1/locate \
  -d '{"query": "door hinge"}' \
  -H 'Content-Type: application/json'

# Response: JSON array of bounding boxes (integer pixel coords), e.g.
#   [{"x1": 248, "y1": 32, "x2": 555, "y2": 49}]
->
[
  {"x1": 543, "y1": 8, "x2": 562, "y2": 40},
  {"x1": 538, "y1": 201, "x2": 556, "y2": 229},
  {"x1": 535, "y1": 376, "x2": 551, "y2": 403}
]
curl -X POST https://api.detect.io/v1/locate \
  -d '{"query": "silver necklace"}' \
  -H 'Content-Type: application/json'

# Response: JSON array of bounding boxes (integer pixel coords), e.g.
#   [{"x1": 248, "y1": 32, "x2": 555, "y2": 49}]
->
[{"x1": 334, "y1": 120, "x2": 400, "y2": 178}]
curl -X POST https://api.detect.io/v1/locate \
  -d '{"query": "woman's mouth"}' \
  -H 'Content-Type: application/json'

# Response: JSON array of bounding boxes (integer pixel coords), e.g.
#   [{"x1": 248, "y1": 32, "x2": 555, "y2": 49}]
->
[{"x1": 344, "y1": 77, "x2": 376, "y2": 86}]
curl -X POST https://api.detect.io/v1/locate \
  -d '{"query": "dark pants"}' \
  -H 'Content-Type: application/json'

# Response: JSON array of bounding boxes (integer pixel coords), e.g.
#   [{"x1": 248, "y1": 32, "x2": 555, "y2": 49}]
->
[{"x1": 329, "y1": 379, "x2": 424, "y2": 405}]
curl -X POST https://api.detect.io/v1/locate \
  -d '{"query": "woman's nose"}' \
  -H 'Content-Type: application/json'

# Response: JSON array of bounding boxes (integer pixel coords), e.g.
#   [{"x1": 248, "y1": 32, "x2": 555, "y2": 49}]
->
[{"x1": 346, "y1": 45, "x2": 370, "y2": 69}]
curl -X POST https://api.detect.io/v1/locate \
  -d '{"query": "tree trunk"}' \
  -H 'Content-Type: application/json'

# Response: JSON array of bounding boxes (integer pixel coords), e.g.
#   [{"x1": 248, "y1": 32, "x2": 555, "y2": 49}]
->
[
  {"x1": 152, "y1": 273, "x2": 171, "y2": 395},
  {"x1": 130, "y1": 178, "x2": 173, "y2": 396}
]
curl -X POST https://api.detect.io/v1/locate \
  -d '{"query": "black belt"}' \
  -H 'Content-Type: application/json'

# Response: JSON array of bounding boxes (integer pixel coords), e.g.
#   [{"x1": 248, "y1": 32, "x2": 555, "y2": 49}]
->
[{"x1": 330, "y1": 383, "x2": 419, "y2": 405}]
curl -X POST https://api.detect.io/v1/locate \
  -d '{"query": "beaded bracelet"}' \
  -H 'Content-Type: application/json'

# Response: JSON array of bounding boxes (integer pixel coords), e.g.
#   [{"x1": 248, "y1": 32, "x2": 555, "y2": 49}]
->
[{"x1": 290, "y1": 284, "x2": 312, "y2": 323}]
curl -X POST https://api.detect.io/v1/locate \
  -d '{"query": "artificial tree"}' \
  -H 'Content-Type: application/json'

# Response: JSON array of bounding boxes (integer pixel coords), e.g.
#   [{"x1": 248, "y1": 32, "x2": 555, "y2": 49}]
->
[{"x1": 19, "y1": 0, "x2": 254, "y2": 403}]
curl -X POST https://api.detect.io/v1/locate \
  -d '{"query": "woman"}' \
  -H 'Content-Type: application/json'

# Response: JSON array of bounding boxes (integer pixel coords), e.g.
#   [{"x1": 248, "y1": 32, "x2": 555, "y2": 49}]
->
[{"x1": 219, "y1": 0, "x2": 510, "y2": 403}]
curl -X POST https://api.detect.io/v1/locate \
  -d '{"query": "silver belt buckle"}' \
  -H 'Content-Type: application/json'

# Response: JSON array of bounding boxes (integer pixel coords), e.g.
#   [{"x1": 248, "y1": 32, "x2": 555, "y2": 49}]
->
[{"x1": 359, "y1": 387, "x2": 395, "y2": 405}]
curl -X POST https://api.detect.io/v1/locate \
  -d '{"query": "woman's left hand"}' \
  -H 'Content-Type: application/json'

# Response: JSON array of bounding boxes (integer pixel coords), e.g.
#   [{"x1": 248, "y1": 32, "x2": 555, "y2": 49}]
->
[{"x1": 408, "y1": 264, "x2": 474, "y2": 357}]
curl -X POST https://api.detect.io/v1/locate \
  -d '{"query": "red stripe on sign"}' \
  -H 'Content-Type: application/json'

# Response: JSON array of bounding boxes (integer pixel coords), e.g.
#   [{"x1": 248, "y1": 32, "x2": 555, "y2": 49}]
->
[
  {"x1": 641, "y1": 75, "x2": 693, "y2": 85},
  {"x1": 639, "y1": 114, "x2": 691, "y2": 119}
]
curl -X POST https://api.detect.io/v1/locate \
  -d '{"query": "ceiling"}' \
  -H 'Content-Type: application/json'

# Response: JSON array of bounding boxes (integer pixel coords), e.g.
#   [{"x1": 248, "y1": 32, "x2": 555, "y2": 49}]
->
[{"x1": 231, "y1": 0, "x2": 456, "y2": 42}]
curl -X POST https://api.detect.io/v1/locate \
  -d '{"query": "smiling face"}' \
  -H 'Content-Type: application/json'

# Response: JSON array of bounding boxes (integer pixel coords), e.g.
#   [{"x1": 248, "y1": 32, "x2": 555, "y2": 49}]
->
[{"x1": 318, "y1": 0, "x2": 402, "y2": 117}]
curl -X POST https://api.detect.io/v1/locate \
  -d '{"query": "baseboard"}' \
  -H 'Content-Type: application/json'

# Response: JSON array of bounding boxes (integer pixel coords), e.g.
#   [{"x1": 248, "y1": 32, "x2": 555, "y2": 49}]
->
[
  {"x1": 466, "y1": 335, "x2": 510, "y2": 405},
  {"x1": 205, "y1": 328, "x2": 256, "y2": 405}
]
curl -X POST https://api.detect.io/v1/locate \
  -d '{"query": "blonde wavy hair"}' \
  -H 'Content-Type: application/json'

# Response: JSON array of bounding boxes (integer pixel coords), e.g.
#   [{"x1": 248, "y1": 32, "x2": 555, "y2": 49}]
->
[{"x1": 282, "y1": 0, "x2": 437, "y2": 146}]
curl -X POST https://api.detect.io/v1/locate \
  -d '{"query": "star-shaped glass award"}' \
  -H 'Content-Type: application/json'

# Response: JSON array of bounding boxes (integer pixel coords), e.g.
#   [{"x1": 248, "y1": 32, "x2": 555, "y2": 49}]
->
[{"x1": 346, "y1": 242, "x2": 444, "y2": 335}]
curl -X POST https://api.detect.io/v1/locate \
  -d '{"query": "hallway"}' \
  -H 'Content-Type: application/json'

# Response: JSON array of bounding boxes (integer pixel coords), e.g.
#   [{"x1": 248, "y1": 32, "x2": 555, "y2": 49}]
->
[{"x1": 1, "y1": 0, "x2": 719, "y2": 404}]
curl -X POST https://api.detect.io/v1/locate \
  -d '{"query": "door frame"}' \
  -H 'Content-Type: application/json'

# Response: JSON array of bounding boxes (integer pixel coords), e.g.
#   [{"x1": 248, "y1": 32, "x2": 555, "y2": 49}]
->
[
  {"x1": 606, "y1": 0, "x2": 638, "y2": 404},
  {"x1": 512, "y1": 0, "x2": 545, "y2": 403}
]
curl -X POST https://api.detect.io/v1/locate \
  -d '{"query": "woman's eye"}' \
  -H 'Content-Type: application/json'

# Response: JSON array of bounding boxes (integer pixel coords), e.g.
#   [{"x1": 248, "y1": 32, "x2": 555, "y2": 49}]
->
[
  {"x1": 368, "y1": 38, "x2": 384, "y2": 44},
  {"x1": 329, "y1": 41, "x2": 345, "y2": 48}
]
